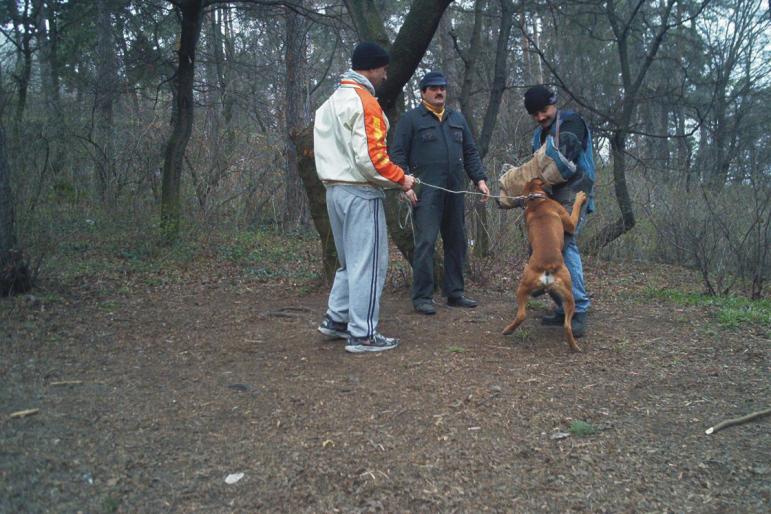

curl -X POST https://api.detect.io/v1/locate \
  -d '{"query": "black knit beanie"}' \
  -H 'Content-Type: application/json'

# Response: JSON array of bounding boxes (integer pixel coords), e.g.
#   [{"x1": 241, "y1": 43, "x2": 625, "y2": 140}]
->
[
  {"x1": 351, "y1": 42, "x2": 390, "y2": 71},
  {"x1": 524, "y1": 85, "x2": 557, "y2": 114}
]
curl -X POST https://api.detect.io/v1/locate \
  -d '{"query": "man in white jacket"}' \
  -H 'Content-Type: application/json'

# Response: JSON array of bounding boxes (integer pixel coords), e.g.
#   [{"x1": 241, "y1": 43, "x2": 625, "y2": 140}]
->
[{"x1": 314, "y1": 42, "x2": 415, "y2": 353}]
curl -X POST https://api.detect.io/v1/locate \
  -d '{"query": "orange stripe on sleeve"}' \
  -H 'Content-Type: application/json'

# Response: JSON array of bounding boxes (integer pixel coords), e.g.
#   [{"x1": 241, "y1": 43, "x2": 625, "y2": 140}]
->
[{"x1": 353, "y1": 88, "x2": 405, "y2": 184}]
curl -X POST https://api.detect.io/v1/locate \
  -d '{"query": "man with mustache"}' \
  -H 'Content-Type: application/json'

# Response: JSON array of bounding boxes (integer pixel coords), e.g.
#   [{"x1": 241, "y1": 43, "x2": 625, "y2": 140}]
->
[
  {"x1": 523, "y1": 85, "x2": 596, "y2": 337},
  {"x1": 391, "y1": 71, "x2": 490, "y2": 315}
]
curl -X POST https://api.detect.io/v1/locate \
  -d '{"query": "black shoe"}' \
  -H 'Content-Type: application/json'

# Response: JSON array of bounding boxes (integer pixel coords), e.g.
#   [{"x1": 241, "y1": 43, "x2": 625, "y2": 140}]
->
[
  {"x1": 541, "y1": 311, "x2": 564, "y2": 326},
  {"x1": 447, "y1": 296, "x2": 478, "y2": 308},
  {"x1": 571, "y1": 312, "x2": 587, "y2": 338},
  {"x1": 541, "y1": 311, "x2": 587, "y2": 337},
  {"x1": 414, "y1": 302, "x2": 436, "y2": 315},
  {"x1": 317, "y1": 315, "x2": 349, "y2": 339}
]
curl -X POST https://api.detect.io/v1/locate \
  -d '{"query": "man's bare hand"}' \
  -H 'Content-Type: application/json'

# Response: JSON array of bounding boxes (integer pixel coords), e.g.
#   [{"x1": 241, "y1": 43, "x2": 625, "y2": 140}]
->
[
  {"x1": 401, "y1": 174, "x2": 416, "y2": 192},
  {"x1": 403, "y1": 189, "x2": 418, "y2": 206},
  {"x1": 477, "y1": 180, "x2": 490, "y2": 203}
]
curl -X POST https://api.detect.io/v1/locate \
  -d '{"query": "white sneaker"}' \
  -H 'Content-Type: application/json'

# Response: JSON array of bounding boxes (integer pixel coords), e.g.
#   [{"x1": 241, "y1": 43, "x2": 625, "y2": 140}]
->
[{"x1": 345, "y1": 333, "x2": 400, "y2": 353}]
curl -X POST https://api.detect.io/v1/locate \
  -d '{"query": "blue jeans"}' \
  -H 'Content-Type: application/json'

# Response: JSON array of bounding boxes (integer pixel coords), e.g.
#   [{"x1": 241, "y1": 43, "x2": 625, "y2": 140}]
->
[{"x1": 558, "y1": 212, "x2": 590, "y2": 314}]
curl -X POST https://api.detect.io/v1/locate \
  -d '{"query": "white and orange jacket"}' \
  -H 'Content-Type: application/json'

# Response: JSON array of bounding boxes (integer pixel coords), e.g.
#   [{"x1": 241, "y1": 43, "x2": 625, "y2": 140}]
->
[{"x1": 314, "y1": 71, "x2": 406, "y2": 189}]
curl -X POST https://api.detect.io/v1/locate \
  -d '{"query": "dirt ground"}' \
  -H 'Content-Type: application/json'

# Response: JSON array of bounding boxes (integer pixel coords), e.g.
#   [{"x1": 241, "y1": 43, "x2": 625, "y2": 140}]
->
[{"x1": 1, "y1": 253, "x2": 769, "y2": 513}]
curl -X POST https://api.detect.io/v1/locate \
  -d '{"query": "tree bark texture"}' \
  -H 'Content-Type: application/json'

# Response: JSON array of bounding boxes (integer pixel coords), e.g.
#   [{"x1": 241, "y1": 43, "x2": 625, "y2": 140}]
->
[
  {"x1": 6, "y1": 0, "x2": 35, "y2": 130},
  {"x1": 283, "y1": 1, "x2": 308, "y2": 227},
  {"x1": 95, "y1": 0, "x2": 118, "y2": 203},
  {"x1": 587, "y1": 131, "x2": 636, "y2": 250},
  {"x1": 437, "y1": 10, "x2": 457, "y2": 109},
  {"x1": 161, "y1": 0, "x2": 204, "y2": 240},
  {"x1": 291, "y1": 125, "x2": 337, "y2": 282},
  {"x1": 0, "y1": 125, "x2": 16, "y2": 253},
  {"x1": 34, "y1": 0, "x2": 61, "y2": 118},
  {"x1": 0, "y1": 125, "x2": 31, "y2": 295},
  {"x1": 342, "y1": 0, "x2": 389, "y2": 47},
  {"x1": 457, "y1": 0, "x2": 484, "y2": 140},
  {"x1": 476, "y1": 0, "x2": 514, "y2": 160},
  {"x1": 473, "y1": 0, "x2": 515, "y2": 257}
]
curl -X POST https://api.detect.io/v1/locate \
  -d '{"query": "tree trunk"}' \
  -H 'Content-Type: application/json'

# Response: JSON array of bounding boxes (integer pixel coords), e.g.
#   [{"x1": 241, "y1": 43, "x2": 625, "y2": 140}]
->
[
  {"x1": 476, "y1": 0, "x2": 514, "y2": 159},
  {"x1": 95, "y1": 0, "x2": 118, "y2": 203},
  {"x1": 34, "y1": 0, "x2": 61, "y2": 119},
  {"x1": 436, "y1": 9, "x2": 457, "y2": 109},
  {"x1": 0, "y1": 72, "x2": 16, "y2": 254},
  {"x1": 160, "y1": 0, "x2": 204, "y2": 241},
  {"x1": 7, "y1": 0, "x2": 34, "y2": 131},
  {"x1": 472, "y1": 0, "x2": 515, "y2": 257},
  {"x1": 0, "y1": 124, "x2": 31, "y2": 295},
  {"x1": 291, "y1": 126, "x2": 337, "y2": 282},
  {"x1": 33, "y1": 0, "x2": 68, "y2": 193},
  {"x1": 343, "y1": 0, "x2": 389, "y2": 47},
  {"x1": 582, "y1": 0, "x2": 676, "y2": 250},
  {"x1": 457, "y1": 0, "x2": 484, "y2": 142},
  {"x1": 14, "y1": 40, "x2": 32, "y2": 130},
  {"x1": 283, "y1": 0, "x2": 308, "y2": 228},
  {"x1": 587, "y1": 131, "x2": 636, "y2": 250}
]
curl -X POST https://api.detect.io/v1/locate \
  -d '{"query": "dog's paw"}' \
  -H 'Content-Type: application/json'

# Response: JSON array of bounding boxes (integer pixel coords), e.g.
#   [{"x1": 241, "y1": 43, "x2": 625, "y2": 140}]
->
[{"x1": 575, "y1": 191, "x2": 587, "y2": 205}]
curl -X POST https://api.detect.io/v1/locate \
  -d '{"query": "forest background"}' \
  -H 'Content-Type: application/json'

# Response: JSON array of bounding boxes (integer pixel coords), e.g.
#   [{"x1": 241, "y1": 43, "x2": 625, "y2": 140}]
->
[
  {"x1": 0, "y1": 0, "x2": 769, "y2": 299},
  {"x1": 2, "y1": 2, "x2": 770, "y2": 511}
]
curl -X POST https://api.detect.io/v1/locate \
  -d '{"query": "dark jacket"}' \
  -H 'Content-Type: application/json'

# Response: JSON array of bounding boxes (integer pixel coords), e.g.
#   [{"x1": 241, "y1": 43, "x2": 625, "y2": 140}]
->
[
  {"x1": 391, "y1": 104, "x2": 487, "y2": 190},
  {"x1": 532, "y1": 109, "x2": 596, "y2": 213}
]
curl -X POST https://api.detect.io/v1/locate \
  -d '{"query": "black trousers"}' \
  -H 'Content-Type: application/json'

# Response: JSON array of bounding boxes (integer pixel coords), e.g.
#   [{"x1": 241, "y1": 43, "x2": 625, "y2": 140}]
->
[{"x1": 411, "y1": 187, "x2": 467, "y2": 305}]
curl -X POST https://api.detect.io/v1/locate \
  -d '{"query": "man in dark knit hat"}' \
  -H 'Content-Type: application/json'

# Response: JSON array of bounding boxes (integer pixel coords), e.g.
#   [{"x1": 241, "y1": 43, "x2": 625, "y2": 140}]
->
[
  {"x1": 391, "y1": 71, "x2": 490, "y2": 315},
  {"x1": 314, "y1": 42, "x2": 415, "y2": 353},
  {"x1": 523, "y1": 85, "x2": 596, "y2": 337}
]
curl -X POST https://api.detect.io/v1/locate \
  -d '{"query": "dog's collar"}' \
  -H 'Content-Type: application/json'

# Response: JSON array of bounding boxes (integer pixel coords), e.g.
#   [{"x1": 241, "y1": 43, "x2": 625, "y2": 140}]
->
[{"x1": 525, "y1": 192, "x2": 547, "y2": 202}]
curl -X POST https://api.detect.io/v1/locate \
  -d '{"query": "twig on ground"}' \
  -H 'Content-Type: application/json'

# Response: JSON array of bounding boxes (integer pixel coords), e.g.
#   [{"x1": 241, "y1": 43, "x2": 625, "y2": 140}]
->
[
  {"x1": 50, "y1": 380, "x2": 83, "y2": 386},
  {"x1": 705, "y1": 407, "x2": 771, "y2": 434},
  {"x1": 10, "y1": 409, "x2": 40, "y2": 419}
]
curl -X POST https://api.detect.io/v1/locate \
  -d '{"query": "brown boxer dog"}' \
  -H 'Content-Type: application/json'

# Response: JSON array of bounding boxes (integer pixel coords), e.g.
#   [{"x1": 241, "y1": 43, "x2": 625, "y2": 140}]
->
[{"x1": 502, "y1": 178, "x2": 587, "y2": 352}]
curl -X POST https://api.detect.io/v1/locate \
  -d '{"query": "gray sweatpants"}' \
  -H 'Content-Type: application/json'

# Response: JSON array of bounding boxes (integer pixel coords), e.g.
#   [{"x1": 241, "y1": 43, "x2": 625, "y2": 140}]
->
[{"x1": 325, "y1": 185, "x2": 388, "y2": 339}]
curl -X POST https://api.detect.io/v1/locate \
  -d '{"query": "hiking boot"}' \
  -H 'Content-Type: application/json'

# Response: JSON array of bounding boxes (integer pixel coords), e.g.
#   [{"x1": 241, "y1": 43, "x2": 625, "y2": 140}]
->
[
  {"x1": 414, "y1": 302, "x2": 436, "y2": 315},
  {"x1": 345, "y1": 333, "x2": 400, "y2": 353},
  {"x1": 317, "y1": 315, "x2": 349, "y2": 339},
  {"x1": 571, "y1": 312, "x2": 588, "y2": 338},
  {"x1": 541, "y1": 311, "x2": 564, "y2": 326},
  {"x1": 447, "y1": 296, "x2": 478, "y2": 308}
]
